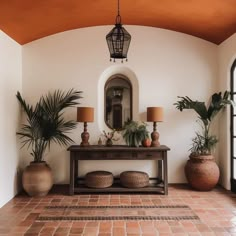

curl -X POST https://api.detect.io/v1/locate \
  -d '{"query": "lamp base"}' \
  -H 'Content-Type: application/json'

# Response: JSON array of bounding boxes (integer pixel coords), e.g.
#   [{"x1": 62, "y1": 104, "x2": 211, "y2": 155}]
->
[
  {"x1": 80, "y1": 131, "x2": 90, "y2": 147},
  {"x1": 151, "y1": 131, "x2": 160, "y2": 147},
  {"x1": 80, "y1": 141, "x2": 90, "y2": 147}
]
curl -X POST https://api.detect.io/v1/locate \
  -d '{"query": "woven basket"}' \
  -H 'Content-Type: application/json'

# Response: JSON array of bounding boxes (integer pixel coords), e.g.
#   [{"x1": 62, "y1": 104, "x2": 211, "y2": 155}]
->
[
  {"x1": 120, "y1": 171, "x2": 149, "y2": 188},
  {"x1": 85, "y1": 171, "x2": 113, "y2": 188}
]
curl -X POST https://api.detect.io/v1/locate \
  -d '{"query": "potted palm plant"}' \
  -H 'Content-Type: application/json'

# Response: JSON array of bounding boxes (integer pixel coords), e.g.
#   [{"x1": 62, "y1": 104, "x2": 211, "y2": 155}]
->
[
  {"x1": 122, "y1": 120, "x2": 149, "y2": 147},
  {"x1": 174, "y1": 91, "x2": 234, "y2": 191},
  {"x1": 17, "y1": 89, "x2": 82, "y2": 196}
]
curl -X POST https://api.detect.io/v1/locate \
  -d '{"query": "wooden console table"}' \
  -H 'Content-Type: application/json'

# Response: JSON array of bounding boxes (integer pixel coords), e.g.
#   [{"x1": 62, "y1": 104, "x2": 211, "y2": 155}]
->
[{"x1": 67, "y1": 145, "x2": 170, "y2": 195}]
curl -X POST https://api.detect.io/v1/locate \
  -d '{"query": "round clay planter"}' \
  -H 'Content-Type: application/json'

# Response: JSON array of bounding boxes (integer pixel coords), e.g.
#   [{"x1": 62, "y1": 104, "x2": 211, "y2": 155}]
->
[
  {"x1": 185, "y1": 155, "x2": 220, "y2": 191},
  {"x1": 142, "y1": 138, "x2": 151, "y2": 147},
  {"x1": 22, "y1": 161, "x2": 53, "y2": 197}
]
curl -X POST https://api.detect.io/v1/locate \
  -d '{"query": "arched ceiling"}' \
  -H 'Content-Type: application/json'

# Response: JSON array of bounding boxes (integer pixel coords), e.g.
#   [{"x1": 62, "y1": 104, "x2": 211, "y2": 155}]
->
[{"x1": 0, "y1": 0, "x2": 236, "y2": 45}]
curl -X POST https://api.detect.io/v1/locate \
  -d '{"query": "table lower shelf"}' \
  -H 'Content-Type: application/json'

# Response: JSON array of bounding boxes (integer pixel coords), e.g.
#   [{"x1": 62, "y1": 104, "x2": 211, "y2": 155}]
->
[{"x1": 73, "y1": 183, "x2": 165, "y2": 194}]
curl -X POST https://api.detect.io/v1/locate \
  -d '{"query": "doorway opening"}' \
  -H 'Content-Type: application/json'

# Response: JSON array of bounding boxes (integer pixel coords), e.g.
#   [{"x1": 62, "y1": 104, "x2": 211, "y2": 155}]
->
[{"x1": 230, "y1": 59, "x2": 236, "y2": 192}]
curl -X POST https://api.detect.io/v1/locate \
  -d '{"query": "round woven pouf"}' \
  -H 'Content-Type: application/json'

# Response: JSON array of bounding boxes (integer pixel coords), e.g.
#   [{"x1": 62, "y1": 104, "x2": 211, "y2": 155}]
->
[
  {"x1": 85, "y1": 171, "x2": 113, "y2": 188},
  {"x1": 120, "y1": 171, "x2": 149, "y2": 188}
]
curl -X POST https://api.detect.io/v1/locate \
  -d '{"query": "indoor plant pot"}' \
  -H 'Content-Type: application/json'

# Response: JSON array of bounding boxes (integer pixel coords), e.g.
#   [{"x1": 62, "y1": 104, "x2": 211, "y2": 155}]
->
[
  {"x1": 175, "y1": 91, "x2": 234, "y2": 191},
  {"x1": 17, "y1": 89, "x2": 82, "y2": 196},
  {"x1": 22, "y1": 161, "x2": 53, "y2": 197},
  {"x1": 185, "y1": 154, "x2": 220, "y2": 191},
  {"x1": 122, "y1": 120, "x2": 149, "y2": 147}
]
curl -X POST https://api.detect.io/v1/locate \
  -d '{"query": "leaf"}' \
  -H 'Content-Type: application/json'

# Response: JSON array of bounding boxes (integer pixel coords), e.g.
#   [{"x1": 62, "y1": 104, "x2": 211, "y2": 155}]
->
[
  {"x1": 207, "y1": 91, "x2": 235, "y2": 121},
  {"x1": 174, "y1": 96, "x2": 208, "y2": 121}
]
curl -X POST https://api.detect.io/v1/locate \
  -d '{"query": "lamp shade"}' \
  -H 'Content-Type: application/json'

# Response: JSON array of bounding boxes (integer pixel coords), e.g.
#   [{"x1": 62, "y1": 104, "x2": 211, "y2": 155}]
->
[
  {"x1": 77, "y1": 107, "x2": 94, "y2": 122},
  {"x1": 147, "y1": 107, "x2": 163, "y2": 122}
]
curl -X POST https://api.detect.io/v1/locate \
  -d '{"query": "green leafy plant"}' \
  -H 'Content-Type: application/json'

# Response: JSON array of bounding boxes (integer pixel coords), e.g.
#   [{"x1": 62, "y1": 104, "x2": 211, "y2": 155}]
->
[
  {"x1": 16, "y1": 89, "x2": 82, "y2": 162},
  {"x1": 174, "y1": 91, "x2": 234, "y2": 156},
  {"x1": 122, "y1": 120, "x2": 149, "y2": 147}
]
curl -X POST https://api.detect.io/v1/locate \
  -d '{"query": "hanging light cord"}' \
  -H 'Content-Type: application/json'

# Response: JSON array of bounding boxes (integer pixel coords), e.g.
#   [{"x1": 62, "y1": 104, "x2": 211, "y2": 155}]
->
[
  {"x1": 116, "y1": 0, "x2": 121, "y2": 24},
  {"x1": 118, "y1": 0, "x2": 120, "y2": 16}
]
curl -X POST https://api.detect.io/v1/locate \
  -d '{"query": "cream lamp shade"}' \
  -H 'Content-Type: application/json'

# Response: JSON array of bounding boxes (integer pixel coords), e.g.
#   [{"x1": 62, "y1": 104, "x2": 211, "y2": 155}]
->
[
  {"x1": 77, "y1": 107, "x2": 94, "y2": 122},
  {"x1": 147, "y1": 107, "x2": 164, "y2": 122}
]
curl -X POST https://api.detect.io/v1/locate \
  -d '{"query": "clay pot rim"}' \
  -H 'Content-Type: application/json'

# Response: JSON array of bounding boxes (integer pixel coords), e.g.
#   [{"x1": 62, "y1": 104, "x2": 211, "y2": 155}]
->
[
  {"x1": 189, "y1": 154, "x2": 214, "y2": 161},
  {"x1": 30, "y1": 161, "x2": 47, "y2": 165}
]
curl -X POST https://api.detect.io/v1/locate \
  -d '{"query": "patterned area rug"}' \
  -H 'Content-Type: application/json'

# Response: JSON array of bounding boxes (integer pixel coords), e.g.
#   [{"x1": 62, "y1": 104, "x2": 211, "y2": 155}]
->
[{"x1": 37, "y1": 205, "x2": 199, "y2": 221}]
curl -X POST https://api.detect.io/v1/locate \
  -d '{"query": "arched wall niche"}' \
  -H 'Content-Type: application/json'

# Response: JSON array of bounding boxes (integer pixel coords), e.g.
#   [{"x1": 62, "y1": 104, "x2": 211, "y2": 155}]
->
[{"x1": 98, "y1": 65, "x2": 139, "y2": 136}]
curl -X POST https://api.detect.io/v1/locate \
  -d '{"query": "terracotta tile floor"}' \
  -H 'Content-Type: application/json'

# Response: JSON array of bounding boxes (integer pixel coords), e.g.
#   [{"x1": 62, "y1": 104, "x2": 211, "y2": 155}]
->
[{"x1": 0, "y1": 184, "x2": 236, "y2": 235}]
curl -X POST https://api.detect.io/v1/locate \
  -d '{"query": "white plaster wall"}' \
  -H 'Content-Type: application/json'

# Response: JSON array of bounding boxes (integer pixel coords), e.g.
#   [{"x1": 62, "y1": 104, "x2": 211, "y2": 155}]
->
[
  {"x1": 0, "y1": 31, "x2": 22, "y2": 207},
  {"x1": 22, "y1": 26, "x2": 218, "y2": 184},
  {"x1": 218, "y1": 33, "x2": 236, "y2": 190}
]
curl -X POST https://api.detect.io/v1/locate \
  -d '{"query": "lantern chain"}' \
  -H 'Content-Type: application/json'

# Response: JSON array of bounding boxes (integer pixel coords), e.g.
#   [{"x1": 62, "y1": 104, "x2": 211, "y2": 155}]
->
[{"x1": 118, "y1": 0, "x2": 120, "y2": 16}]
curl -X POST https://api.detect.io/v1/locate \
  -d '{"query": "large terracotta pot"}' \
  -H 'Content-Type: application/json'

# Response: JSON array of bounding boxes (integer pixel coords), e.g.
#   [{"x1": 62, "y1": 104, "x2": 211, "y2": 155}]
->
[
  {"x1": 22, "y1": 161, "x2": 53, "y2": 196},
  {"x1": 185, "y1": 155, "x2": 220, "y2": 191}
]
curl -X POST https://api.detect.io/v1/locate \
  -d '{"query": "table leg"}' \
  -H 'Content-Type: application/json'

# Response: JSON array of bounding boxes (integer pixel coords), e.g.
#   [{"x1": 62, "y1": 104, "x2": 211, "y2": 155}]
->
[
  {"x1": 158, "y1": 160, "x2": 162, "y2": 183},
  {"x1": 75, "y1": 159, "x2": 78, "y2": 183},
  {"x1": 163, "y1": 152, "x2": 168, "y2": 195},
  {"x1": 69, "y1": 153, "x2": 75, "y2": 195}
]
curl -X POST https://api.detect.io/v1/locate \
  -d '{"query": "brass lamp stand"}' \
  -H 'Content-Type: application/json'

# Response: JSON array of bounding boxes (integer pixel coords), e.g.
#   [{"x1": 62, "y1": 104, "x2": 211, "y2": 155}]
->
[{"x1": 147, "y1": 107, "x2": 163, "y2": 147}]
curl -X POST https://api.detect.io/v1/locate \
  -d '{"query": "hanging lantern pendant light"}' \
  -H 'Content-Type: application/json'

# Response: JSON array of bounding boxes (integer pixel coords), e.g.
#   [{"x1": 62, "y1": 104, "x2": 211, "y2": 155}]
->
[{"x1": 106, "y1": 0, "x2": 131, "y2": 62}]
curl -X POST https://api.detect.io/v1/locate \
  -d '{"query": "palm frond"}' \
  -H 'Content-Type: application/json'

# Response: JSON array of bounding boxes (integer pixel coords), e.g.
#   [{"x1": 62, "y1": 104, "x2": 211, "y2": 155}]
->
[
  {"x1": 41, "y1": 89, "x2": 82, "y2": 116},
  {"x1": 57, "y1": 120, "x2": 78, "y2": 132},
  {"x1": 207, "y1": 91, "x2": 235, "y2": 120},
  {"x1": 16, "y1": 89, "x2": 82, "y2": 162},
  {"x1": 175, "y1": 90, "x2": 234, "y2": 155},
  {"x1": 16, "y1": 91, "x2": 34, "y2": 119},
  {"x1": 174, "y1": 96, "x2": 208, "y2": 121},
  {"x1": 51, "y1": 133, "x2": 75, "y2": 146},
  {"x1": 190, "y1": 132, "x2": 218, "y2": 155}
]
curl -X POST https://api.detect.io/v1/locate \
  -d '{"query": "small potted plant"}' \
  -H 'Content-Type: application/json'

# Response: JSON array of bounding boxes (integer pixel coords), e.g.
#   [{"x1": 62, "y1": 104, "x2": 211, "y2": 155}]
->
[
  {"x1": 174, "y1": 91, "x2": 234, "y2": 191},
  {"x1": 122, "y1": 120, "x2": 149, "y2": 147},
  {"x1": 17, "y1": 89, "x2": 82, "y2": 196}
]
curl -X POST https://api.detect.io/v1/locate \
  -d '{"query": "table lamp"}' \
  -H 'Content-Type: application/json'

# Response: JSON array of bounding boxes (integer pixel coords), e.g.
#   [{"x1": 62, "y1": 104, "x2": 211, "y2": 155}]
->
[
  {"x1": 77, "y1": 107, "x2": 94, "y2": 146},
  {"x1": 147, "y1": 107, "x2": 163, "y2": 147}
]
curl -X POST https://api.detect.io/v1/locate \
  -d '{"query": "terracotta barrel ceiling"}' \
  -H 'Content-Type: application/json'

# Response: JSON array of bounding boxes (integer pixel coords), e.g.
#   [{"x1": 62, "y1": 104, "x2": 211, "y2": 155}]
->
[{"x1": 0, "y1": 0, "x2": 236, "y2": 45}]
